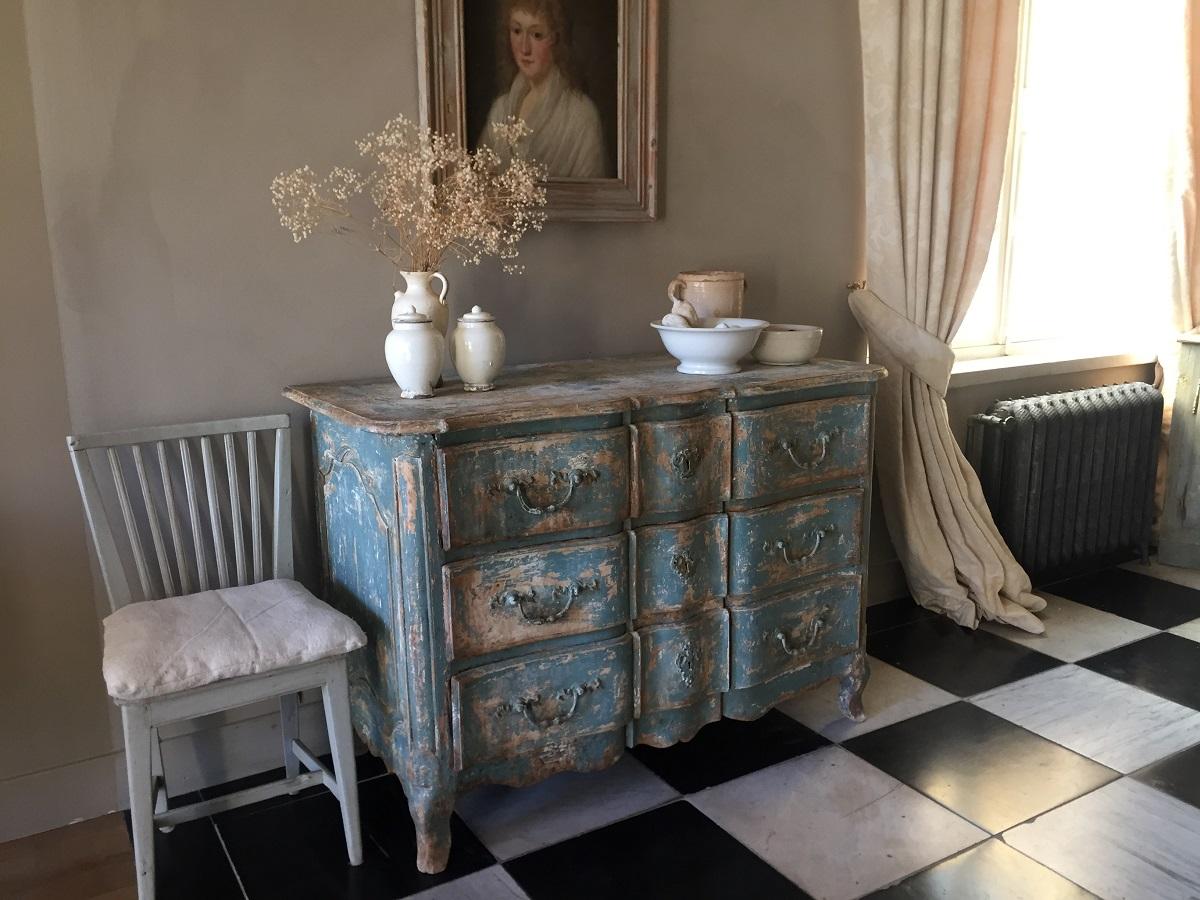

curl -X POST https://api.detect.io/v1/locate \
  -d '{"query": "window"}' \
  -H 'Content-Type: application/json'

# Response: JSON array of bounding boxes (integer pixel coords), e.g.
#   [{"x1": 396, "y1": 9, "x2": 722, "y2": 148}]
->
[{"x1": 954, "y1": 0, "x2": 1189, "y2": 357}]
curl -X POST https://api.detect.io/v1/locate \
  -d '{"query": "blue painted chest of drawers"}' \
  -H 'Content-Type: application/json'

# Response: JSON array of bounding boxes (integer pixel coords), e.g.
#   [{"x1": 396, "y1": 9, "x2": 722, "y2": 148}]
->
[{"x1": 285, "y1": 355, "x2": 885, "y2": 873}]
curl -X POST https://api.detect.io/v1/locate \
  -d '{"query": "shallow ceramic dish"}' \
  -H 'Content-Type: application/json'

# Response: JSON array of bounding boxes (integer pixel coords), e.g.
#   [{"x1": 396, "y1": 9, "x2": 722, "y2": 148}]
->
[
  {"x1": 752, "y1": 323, "x2": 823, "y2": 365},
  {"x1": 651, "y1": 317, "x2": 769, "y2": 374}
]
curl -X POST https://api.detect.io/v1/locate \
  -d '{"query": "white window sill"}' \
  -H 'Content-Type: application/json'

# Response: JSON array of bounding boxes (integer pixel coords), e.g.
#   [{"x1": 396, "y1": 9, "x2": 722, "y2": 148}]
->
[{"x1": 949, "y1": 345, "x2": 1158, "y2": 389}]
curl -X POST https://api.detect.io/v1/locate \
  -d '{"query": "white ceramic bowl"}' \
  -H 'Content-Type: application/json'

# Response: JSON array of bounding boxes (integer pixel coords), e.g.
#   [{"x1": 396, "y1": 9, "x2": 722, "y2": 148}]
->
[
  {"x1": 752, "y1": 324, "x2": 823, "y2": 365},
  {"x1": 651, "y1": 317, "x2": 769, "y2": 374}
]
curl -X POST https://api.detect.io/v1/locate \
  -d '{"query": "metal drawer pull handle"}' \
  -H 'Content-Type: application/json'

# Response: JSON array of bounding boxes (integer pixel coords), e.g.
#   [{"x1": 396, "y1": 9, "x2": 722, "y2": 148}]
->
[
  {"x1": 490, "y1": 578, "x2": 599, "y2": 625},
  {"x1": 500, "y1": 467, "x2": 599, "y2": 516},
  {"x1": 766, "y1": 524, "x2": 839, "y2": 566},
  {"x1": 497, "y1": 678, "x2": 602, "y2": 728},
  {"x1": 775, "y1": 614, "x2": 829, "y2": 656},
  {"x1": 670, "y1": 551, "x2": 694, "y2": 579},
  {"x1": 777, "y1": 428, "x2": 842, "y2": 470},
  {"x1": 671, "y1": 446, "x2": 702, "y2": 479}
]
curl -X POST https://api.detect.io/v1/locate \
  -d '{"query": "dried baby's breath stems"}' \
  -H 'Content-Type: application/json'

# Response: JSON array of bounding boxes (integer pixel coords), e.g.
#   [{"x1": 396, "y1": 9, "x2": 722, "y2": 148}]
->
[{"x1": 271, "y1": 116, "x2": 547, "y2": 274}]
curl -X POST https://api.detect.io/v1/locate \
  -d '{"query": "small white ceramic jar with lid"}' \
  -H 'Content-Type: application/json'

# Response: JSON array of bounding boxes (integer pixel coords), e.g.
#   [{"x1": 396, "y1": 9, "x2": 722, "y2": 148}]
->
[
  {"x1": 450, "y1": 305, "x2": 506, "y2": 392},
  {"x1": 385, "y1": 305, "x2": 444, "y2": 399}
]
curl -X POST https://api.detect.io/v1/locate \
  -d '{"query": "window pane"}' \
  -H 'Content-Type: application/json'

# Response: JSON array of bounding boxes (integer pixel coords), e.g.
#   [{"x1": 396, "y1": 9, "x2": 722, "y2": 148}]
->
[{"x1": 1004, "y1": 0, "x2": 1185, "y2": 347}]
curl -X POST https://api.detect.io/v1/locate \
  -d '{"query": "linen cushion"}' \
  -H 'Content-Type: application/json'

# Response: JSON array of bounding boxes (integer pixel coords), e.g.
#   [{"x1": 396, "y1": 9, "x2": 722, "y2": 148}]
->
[{"x1": 102, "y1": 579, "x2": 367, "y2": 702}]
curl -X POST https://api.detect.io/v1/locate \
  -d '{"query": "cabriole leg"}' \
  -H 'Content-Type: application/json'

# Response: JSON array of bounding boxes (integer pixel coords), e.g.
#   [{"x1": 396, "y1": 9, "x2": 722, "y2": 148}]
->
[
  {"x1": 407, "y1": 784, "x2": 453, "y2": 874},
  {"x1": 838, "y1": 652, "x2": 869, "y2": 723}
]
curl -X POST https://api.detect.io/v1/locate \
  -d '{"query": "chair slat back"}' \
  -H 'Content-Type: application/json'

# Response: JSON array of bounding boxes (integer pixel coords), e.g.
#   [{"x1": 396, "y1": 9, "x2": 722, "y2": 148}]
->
[{"x1": 67, "y1": 414, "x2": 293, "y2": 613}]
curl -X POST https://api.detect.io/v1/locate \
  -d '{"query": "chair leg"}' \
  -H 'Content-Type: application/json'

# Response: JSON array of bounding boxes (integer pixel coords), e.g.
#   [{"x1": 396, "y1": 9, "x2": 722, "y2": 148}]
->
[
  {"x1": 280, "y1": 691, "x2": 301, "y2": 788},
  {"x1": 122, "y1": 704, "x2": 156, "y2": 900},
  {"x1": 322, "y1": 661, "x2": 362, "y2": 866},
  {"x1": 150, "y1": 728, "x2": 173, "y2": 833}
]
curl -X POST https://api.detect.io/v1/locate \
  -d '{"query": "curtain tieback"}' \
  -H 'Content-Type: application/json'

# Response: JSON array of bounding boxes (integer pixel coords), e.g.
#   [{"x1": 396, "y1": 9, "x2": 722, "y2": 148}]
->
[{"x1": 848, "y1": 288, "x2": 954, "y2": 397}]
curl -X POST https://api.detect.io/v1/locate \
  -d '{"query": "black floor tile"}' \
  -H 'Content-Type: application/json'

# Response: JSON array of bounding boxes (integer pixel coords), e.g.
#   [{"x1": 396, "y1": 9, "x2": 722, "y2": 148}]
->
[
  {"x1": 1047, "y1": 567, "x2": 1200, "y2": 628},
  {"x1": 628, "y1": 709, "x2": 828, "y2": 794},
  {"x1": 1079, "y1": 633, "x2": 1200, "y2": 710},
  {"x1": 867, "y1": 838, "x2": 1096, "y2": 899},
  {"x1": 843, "y1": 703, "x2": 1117, "y2": 833},
  {"x1": 1133, "y1": 743, "x2": 1200, "y2": 809},
  {"x1": 122, "y1": 800, "x2": 242, "y2": 900},
  {"x1": 505, "y1": 800, "x2": 810, "y2": 899},
  {"x1": 217, "y1": 773, "x2": 493, "y2": 899},
  {"x1": 198, "y1": 752, "x2": 389, "y2": 820},
  {"x1": 866, "y1": 597, "x2": 937, "y2": 635},
  {"x1": 867, "y1": 615, "x2": 1063, "y2": 696}
]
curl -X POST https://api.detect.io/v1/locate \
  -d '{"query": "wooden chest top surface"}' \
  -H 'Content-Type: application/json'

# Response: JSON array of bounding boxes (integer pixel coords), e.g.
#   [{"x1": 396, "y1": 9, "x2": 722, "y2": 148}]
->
[{"x1": 284, "y1": 354, "x2": 885, "y2": 435}]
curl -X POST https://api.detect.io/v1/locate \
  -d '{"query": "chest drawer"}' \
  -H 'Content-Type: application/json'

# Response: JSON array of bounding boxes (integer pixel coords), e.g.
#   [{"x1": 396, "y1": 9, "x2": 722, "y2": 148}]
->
[
  {"x1": 732, "y1": 397, "x2": 870, "y2": 499},
  {"x1": 633, "y1": 415, "x2": 730, "y2": 516},
  {"x1": 637, "y1": 607, "x2": 730, "y2": 714},
  {"x1": 442, "y1": 534, "x2": 628, "y2": 661},
  {"x1": 729, "y1": 489, "x2": 862, "y2": 596},
  {"x1": 634, "y1": 515, "x2": 727, "y2": 622},
  {"x1": 450, "y1": 635, "x2": 633, "y2": 771},
  {"x1": 437, "y1": 428, "x2": 630, "y2": 549},
  {"x1": 729, "y1": 575, "x2": 860, "y2": 689}
]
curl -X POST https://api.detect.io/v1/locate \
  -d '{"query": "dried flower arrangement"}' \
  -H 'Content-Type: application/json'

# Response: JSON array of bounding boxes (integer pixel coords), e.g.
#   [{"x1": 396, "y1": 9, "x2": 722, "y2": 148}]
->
[{"x1": 271, "y1": 116, "x2": 547, "y2": 273}]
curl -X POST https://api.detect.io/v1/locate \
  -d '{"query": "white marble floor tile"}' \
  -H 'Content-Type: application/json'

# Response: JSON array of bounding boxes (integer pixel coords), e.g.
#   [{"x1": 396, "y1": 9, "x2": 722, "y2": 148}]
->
[
  {"x1": 1006, "y1": 777, "x2": 1200, "y2": 900},
  {"x1": 981, "y1": 592, "x2": 1156, "y2": 662},
  {"x1": 1120, "y1": 558, "x2": 1200, "y2": 590},
  {"x1": 689, "y1": 745, "x2": 987, "y2": 900},
  {"x1": 1169, "y1": 618, "x2": 1200, "y2": 644},
  {"x1": 454, "y1": 754, "x2": 678, "y2": 861},
  {"x1": 776, "y1": 657, "x2": 956, "y2": 742},
  {"x1": 409, "y1": 865, "x2": 530, "y2": 899},
  {"x1": 972, "y1": 665, "x2": 1200, "y2": 773}
]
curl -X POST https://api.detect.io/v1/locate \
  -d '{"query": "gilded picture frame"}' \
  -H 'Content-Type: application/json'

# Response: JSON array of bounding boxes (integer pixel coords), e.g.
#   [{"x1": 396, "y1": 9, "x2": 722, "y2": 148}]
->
[{"x1": 417, "y1": 0, "x2": 659, "y2": 222}]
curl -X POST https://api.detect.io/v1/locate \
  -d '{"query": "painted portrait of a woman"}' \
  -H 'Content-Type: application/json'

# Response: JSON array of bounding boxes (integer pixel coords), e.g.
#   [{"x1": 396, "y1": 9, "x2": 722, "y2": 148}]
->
[{"x1": 473, "y1": 0, "x2": 616, "y2": 179}]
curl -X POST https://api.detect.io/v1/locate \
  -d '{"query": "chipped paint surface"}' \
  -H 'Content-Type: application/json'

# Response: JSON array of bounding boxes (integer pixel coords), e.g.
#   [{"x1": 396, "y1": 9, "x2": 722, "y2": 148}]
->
[
  {"x1": 437, "y1": 428, "x2": 629, "y2": 549},
  {"x1": 296, "y1": 359, "x2": 883, "y2": 875},
  {"x1": 450, "y1": 635, "x2": 633, "y2": 771},
  {"x1": 633, "y1": 515, "x2": 727, "y2": 622},
  {"x1": 635, "y1": 415, "x2": 731, "y2": 515},
  {"x1": 728, "y1": 574, "x2": 861, "y2": 689},
  {"x1": 728, "y1": 490, "x2": 863, "y2": 597},
  {"x1": 442, "y1": 534, "x2": 628, "y2": 660},
  {"x1": 732, "y1": 397, "x2": 871, "y2": 498}
]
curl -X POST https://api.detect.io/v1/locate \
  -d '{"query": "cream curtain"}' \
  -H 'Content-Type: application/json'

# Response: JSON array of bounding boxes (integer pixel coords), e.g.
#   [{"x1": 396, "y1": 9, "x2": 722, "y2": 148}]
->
[{"x1": 852, "y1": 0, "x2": 1045, "y2": 632}]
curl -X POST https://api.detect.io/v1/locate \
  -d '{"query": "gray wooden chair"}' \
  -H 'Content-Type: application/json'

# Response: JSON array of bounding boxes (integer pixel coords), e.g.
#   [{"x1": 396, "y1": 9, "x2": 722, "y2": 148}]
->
[{"x1": 67, "y1": 414, "x2": 366, "y2": 899}]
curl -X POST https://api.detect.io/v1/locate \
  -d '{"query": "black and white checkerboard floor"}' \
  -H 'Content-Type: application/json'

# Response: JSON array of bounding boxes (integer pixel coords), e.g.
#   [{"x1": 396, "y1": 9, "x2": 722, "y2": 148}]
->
[{"x1": 143, "y1": 561, "x2": 1200, "y2": 899}]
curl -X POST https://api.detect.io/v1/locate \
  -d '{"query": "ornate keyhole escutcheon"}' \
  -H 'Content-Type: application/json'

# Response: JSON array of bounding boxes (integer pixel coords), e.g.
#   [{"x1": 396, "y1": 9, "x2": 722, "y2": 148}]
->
[
  {"x1": 671, "y1": 446, "x2": 702, "y2": 479},
  {"x1": 675, "y1": 642, "x2": 698, "y2": 687},
  {"x1": 670, "y1": 551, "x2": 695, "y2": 580}
]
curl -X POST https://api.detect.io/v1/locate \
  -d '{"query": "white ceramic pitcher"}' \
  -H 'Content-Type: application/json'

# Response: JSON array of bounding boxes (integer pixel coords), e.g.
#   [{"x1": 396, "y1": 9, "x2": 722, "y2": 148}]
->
[{"x1": 392, "y1": 271, "x2": 449, "y2": 337}]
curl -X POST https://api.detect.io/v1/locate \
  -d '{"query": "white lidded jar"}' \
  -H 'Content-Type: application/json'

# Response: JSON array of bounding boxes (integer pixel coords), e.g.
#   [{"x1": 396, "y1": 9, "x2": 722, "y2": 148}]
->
[
  {"x1": 385, "y1": 305, "x2": 444, "y2": 399},
  {"x1": 450, "y1": 305, "x2": 506, "y2": 392}
]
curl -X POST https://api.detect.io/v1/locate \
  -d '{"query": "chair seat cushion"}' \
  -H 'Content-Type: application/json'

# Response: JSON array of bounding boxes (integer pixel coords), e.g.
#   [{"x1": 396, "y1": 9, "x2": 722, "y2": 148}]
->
[{"x1": 102, "y1": 579, "x2": 367, "y2": 702}]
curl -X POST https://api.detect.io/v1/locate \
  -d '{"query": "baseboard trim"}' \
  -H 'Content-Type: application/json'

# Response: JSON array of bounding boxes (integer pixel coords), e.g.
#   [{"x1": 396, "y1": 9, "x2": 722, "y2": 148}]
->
[{"x1": 0, "y1": 698, "x2": 330, "y2": 843}]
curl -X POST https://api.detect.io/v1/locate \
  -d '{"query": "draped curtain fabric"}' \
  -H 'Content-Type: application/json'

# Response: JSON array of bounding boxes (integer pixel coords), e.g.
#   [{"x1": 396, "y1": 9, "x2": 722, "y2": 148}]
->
[{"x1": 853, "y1": 0, "x2": 1045, "y2": 632}]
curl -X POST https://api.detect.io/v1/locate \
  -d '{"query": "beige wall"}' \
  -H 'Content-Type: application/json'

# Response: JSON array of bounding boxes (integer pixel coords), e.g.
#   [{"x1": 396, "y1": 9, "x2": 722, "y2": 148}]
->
[
  {"x1": 1, "y1": 0, "x2": 117, "y2": 836},
  {"x1": 4, "y1": 0, "x2": 1162, "y2": 840}
]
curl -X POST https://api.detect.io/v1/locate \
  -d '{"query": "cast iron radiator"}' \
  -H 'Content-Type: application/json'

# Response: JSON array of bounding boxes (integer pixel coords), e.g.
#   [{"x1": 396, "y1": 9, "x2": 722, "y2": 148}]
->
[{"x1": 965, "y1": 382, "x2": 1163, "y2": 581}]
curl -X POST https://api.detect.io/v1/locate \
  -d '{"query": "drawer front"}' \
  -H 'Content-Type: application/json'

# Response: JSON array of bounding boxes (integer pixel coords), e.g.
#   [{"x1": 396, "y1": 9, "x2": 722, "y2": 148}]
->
[
  {"x1": 729, "y1": 575, "x2": 861, "y2": 689},
  {"x1": 732, "y1": 397, "x2": 870, "y2": 499},
  {"x1": 729, "y1": 490, "x2": 862, "y2": 596},
  {"x1": 443, "y1": 534, "x2": 628, "y2": 661},
  {"x1": 638, "y1": 608, "x2": 730, "y2": 714},
  {"x1": 451, "y1": 635, "x2": 633, "y2": 771},
  {"x1": 634, "y1": 416, "x2": 731, "y2": 515},
  {"x1": 634, "y1": 515, "x2": 727, "y2": 621},
  {"x1": 438, "y1": 428, "x2": 630, "y2": 549}
]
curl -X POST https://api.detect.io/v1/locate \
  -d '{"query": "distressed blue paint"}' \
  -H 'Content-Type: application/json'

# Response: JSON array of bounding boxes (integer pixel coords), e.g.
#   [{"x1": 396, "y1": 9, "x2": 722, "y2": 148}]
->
[
  {"x1": 728, "y1": 490, "x2": 863, "y2": 597},
  {"x1": 634, "y1": 514, "x2": 727, "y2": 621},
  {"x1": 728, "y1": 575, "x2": 861, "y2": 690},
  {"x1": 637, "y1": 608, "x2": 729, "y2": 714}
]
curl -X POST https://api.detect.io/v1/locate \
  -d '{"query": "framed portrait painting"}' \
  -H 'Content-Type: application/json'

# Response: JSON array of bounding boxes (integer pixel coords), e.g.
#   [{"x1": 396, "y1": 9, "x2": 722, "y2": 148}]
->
[{"x1": 417, "y1": 0, "x2": 659, "y2": 222}]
